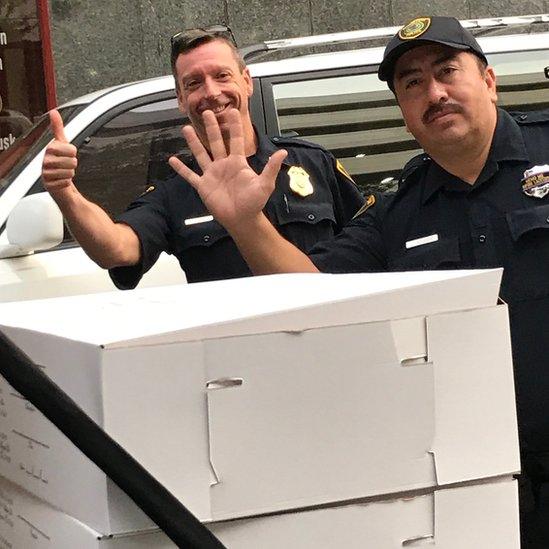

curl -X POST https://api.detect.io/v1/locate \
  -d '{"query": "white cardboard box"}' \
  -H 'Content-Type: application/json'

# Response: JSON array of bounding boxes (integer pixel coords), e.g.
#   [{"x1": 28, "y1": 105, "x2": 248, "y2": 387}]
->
[
  {"x1": 0, "y1": 270, "x2": 520, "y2": 533},
  {"x1": 0, "y1": 474, "x2": 520, "y2": 548}
]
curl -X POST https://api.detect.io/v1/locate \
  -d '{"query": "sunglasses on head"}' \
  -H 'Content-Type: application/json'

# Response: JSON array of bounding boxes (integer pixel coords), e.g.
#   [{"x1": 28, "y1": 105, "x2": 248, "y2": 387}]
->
[{"x1": 170, "y1": 25, "x2": 237, "y2": 50}]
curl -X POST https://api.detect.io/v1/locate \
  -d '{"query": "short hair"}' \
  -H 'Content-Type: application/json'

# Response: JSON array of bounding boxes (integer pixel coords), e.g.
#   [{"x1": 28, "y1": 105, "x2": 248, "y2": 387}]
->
[{"x1": 170, "y1": 31, "x2": 245, "y2": 87}]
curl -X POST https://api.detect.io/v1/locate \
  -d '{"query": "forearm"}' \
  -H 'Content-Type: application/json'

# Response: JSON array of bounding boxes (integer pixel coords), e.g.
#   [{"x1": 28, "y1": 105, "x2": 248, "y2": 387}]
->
[
  {"x1": 51, "y1": 184, "x2": 140, "y2": 269},
  {"x1": 229, "y1": 213, "x2": 319, "y2": 275}
]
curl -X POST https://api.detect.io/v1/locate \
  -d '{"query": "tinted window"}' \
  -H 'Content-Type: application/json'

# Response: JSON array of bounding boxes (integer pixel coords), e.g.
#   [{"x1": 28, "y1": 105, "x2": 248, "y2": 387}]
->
[
  {"x1": 488, "y1": 49, "x2": 549, "y2": 111},
  {"x1": 272, "y1": 72, "x2": 416, "y2": 194},
  {"x1": 73, "y1": 98, "x2": 188, "y2": 218}
]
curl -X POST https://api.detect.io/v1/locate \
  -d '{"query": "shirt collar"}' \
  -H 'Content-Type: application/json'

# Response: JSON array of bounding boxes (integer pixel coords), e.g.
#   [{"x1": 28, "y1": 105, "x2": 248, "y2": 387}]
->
[
  {"x1": 250, "y1": 129, "x2": 294, "y2": 168},
  {"x1": 421, "y1": 108, "x2": 530, "y2": 204}
]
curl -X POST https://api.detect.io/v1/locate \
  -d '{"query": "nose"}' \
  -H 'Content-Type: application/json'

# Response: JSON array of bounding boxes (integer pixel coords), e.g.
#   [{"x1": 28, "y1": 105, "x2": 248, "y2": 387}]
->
[
  {"x1": 425, "y1": 76, "x2": 448, "y2": 104},
  {"x1": 203, "y1": 76, "x2": 221, "y2": 99}
]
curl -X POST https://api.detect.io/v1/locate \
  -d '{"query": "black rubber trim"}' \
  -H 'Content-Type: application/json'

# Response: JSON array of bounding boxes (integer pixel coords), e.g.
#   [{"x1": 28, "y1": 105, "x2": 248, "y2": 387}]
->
[{"x1": 0, "y1": 330, "x2": 226, "y2": 549}]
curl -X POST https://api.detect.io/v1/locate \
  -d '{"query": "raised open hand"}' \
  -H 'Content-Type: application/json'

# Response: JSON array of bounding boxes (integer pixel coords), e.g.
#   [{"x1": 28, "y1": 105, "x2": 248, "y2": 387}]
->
[
  {"x1": 168, "y1": 109, "x2": 287, "y2": 232},
  {"x1": 42, "y1": 110, "x2": 78, "y2": 196}
]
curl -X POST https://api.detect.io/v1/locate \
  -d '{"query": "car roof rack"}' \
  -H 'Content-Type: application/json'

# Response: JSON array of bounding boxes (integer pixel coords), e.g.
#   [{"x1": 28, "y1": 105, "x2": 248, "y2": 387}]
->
[{"x1": 241, "y1": 13, "x2": 549, "y2": 62}]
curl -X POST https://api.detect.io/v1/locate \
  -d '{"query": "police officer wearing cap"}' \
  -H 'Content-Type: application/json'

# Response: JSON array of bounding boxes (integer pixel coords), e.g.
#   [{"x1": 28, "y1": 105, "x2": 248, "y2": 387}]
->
[
  {"x1": 41, "y1": 27, "x2": 362, "y2": 285},
  {"x1": 170, "y1": 17, "x2": 549, "y2": 548}
]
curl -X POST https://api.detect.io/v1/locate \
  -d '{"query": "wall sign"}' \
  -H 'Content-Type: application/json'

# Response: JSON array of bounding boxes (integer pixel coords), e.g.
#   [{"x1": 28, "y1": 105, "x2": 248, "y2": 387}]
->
[{"x1": 0, "y1": 1, "x2": 55, "y2": 153}]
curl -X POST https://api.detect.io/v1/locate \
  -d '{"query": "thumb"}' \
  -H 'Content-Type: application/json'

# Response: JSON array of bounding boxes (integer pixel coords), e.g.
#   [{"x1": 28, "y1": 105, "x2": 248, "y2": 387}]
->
[
  {"x1": 49, "y1": 109, "x2": 67, "y2": 142},
  {"x1": 261, "y1": 149, "x2": 287, "y2": 184}
]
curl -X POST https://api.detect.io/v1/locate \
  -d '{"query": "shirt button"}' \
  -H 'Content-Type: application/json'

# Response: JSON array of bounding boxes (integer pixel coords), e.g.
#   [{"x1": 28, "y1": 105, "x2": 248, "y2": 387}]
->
[
  {"x1": 307, "y1": 213, "x2": 316, "y2": 221},
  {"x1": 546, "y1": 216, "x2": 549, "y2": 223},
  {"x1": 203, "y1": 235, "x2": 210, "y2": 242},
  {"x1": 479, "y1": 235, "x2": 486, "y2": 243}
]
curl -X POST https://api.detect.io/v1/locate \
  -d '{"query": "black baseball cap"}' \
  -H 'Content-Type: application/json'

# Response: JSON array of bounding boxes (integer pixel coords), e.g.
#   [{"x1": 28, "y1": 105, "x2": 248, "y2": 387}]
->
[{"x1": 378, "y1": 16, "x2": 487, "y2": 88}]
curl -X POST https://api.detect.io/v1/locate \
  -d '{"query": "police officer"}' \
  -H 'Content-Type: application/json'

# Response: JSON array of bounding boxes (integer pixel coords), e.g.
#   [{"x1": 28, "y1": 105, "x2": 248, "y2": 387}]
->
[
  {"x1": 41, "y1": 27, "x2": 363, "y2": 285},
  {"x1": 171, "y1": 17, "x2": 549, "y2": 547}
]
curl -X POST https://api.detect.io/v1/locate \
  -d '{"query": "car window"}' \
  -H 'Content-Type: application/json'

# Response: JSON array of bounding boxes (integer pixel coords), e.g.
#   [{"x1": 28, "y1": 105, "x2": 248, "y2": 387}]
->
[
  {"x1": 268, "y1": 47, "x2": 549, "y2": 194},
  {"x1": 270, "y1": 70, "x2": 416, "y2": 194},
  {"x1": 72, "y1": 97, "x2": 188, "y2": 223},
  {"x1": 0, "y1": 106, "x2": 83, "y2": 196},
  {"x1": 487, "y1": 49, "x2": 549, "y2": 111}
]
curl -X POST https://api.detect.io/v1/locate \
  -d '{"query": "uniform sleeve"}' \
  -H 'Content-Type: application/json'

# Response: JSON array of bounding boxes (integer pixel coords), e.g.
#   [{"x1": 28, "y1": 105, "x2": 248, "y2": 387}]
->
[
  {"x1": 324, "y1": 152, "x2": 364, "y2": 231},
  {"x1": 108, "y1": 183, "x2": 172, "y2": 290},
  {"x1": 308, "y1": 193, "x2": 388, "y2": 273}
]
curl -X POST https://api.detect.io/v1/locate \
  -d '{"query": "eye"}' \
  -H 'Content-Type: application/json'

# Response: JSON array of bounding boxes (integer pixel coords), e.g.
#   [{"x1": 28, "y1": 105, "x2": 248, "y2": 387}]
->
[
  {"x1": 440, "y1": 65, "x2": 457, "y2": 78},
  {"x1": 405, "y1": 78, "x2": 420, "y2": 90},
  {"x1": 183, "y1": 79, "x2": 200, "y2": 90},
  {"x1": 216, "y1": 71, "x2": 231, "y2": 81}
]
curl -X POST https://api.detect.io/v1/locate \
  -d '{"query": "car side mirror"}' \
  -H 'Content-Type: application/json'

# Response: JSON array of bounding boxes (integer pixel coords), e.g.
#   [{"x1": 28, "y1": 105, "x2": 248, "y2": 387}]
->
[{"x1": 0, "y1": 193, "x2": 64, "y2": 259}]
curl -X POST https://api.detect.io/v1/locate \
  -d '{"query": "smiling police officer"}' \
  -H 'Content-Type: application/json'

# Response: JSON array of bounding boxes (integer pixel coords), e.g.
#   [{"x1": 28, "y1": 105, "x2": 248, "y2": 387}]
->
[
  {"x1": 41, "y1": 26, "x2": 363, "y2": 285},
  {"x1": 169, "y1": 17, "x2": 549, "y2": 547}
]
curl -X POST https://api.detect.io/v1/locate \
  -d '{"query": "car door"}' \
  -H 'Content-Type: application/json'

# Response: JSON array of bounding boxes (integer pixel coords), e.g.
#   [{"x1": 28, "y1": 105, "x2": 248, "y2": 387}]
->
[{"x1": 0, "y1": 91, "x2": 191, "y2": 301}]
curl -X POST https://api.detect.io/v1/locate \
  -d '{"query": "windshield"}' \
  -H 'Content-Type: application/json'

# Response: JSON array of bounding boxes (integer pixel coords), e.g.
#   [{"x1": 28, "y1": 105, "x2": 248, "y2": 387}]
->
[{"x1": 0, "y1": 105, "x2": 85, "y2": 196}]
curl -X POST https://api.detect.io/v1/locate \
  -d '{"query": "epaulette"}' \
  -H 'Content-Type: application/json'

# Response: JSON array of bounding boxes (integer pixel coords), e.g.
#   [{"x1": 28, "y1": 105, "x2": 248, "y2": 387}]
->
[
  {"x1": 509, "y1": 109, "x2": 549, "y2": 125},
  {"x1": 270, "y1": 135, "x2": 327, "y2": 151},
  {"x1": 397, "y1": 153, "x2": 430, "y2": 187}
]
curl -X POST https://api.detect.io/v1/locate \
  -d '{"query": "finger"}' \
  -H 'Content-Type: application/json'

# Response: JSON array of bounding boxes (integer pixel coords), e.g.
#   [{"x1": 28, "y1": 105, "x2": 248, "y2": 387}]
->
[
  {"x1": 261, "y1": 149, "x2": 287, "y2": 184},
  {"x1": 227, "y1": 108, "x2": 245, "y2": 157},
  {"x1": 43, "y1": 155, "x2": 78, "y2": 170},
  {"x1": 44, "y1": 142, "x2": 78, "y2": 162},
  {"x1": 42, "y1": 168, "x2": 76, "y2": 181},
  {"x1": 45, "y1": 180, "x2": 74, "y2": 194},
  {"x1": 169, "y1": 156, "x2": 202, "y2": 189},
  {"x1": 182, "y1": 125, "x2": 211, "y2": 169},
  {"x1": 203, "y1": 110, "x2": 227, "y2": 159},
  {"x1": 49, "y1": 110, "x2": 68, "y2": 142}
]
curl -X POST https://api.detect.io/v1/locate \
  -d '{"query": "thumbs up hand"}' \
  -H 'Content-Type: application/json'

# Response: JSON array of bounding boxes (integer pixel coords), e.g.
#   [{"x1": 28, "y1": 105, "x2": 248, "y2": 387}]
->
[{"x1": 42, "y1": 110, "x2": 79, "y2": 196}]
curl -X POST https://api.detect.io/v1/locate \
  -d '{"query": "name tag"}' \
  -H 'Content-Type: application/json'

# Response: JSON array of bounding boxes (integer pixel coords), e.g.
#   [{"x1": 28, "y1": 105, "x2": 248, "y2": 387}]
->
[
  {"x1": 184, "y1": 215, "x2": 214, "y2": 226},
  {"x1": 405, "y1": 234, "x2": 439, "y2": 249}
]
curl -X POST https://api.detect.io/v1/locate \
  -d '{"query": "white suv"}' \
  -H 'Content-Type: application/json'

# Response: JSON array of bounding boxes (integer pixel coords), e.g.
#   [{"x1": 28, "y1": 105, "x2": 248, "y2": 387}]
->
[{"x1": 1, "y1": 14, "x2": 548, "y2": 302}]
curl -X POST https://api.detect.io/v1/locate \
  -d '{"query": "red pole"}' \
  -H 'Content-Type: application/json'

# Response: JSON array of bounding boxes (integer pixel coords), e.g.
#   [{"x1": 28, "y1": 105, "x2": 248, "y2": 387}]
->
[{"x1": 36, "y1": 0, "x2": 57, "y2": 109}]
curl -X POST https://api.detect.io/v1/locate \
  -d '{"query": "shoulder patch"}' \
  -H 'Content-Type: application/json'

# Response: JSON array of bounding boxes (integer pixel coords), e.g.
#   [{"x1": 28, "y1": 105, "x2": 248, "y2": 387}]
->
[
  {"x1": 352, "y1": 194, "x2": 376, "y2": 219},
  {"x1": 510, "y1": 109, "x2": 549, "y2": 125},
  {"x1": 336, "y1": 159, "x2": 354, "y2": 182}
]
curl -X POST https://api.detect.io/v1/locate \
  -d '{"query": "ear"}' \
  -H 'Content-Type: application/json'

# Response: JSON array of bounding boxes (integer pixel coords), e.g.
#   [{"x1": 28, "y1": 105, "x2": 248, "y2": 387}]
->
[
  {"x1": 484, "y1": 66, "x2": 498, "y2": 104},
  {"x1": 243, "y1": 67, "x2": 253, "y2": 97}
]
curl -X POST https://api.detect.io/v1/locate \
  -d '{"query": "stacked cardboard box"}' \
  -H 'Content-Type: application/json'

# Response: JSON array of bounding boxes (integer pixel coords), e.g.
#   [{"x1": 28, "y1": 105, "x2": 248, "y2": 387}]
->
[{"x1": 0, "y1": 270, "x2": 520, "y2": 547}]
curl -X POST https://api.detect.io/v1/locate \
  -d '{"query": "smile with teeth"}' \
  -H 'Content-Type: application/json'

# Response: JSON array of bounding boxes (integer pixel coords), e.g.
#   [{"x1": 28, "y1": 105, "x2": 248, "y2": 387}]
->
[{"x1": 207, "y1": 103, "x2": 231, "y2": 115}]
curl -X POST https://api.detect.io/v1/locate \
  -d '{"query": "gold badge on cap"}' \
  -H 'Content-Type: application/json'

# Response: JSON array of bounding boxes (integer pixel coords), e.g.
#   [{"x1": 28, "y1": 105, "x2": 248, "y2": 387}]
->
[
  {"x1": 399, "y1": 17, "x2": 431, "y2": 40},
  {"x1": 288, "y1": 166, "x2": 313, "y2": 197},
  {"x1": 522, "y1": 165, "x2": 549, "y2": 198}
]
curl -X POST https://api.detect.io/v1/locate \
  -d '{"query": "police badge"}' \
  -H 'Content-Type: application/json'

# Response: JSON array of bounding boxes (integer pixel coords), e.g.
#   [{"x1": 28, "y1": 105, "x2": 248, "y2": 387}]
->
[
  {"x1": 522, "y1": 165, "x2": 549, "y2": 198},
  {"x1": 288, "y1": 166, "x2": 314, "y2": 197}
]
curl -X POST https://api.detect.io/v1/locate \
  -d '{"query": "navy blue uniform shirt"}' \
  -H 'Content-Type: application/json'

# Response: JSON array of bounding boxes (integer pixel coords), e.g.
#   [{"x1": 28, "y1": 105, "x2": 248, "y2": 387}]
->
[
  {"x1": 311, "y1": 108, "x2": 549, "y2": 475},
  {"x1": 110, "y1": 131, "x2": 363, "y2": 285}
]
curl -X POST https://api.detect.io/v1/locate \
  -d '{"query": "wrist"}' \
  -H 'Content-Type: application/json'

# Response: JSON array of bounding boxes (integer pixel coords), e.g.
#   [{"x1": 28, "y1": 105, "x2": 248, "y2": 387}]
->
[{"x1": 228, "y1": 212, "x2": 272, "y2": 242}]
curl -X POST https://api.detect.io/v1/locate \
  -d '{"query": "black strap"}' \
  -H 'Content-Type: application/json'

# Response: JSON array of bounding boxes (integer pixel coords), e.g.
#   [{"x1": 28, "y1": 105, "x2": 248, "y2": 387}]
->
[{"x1": 0, "y1": 330, "x2": 226, "y2": 549}]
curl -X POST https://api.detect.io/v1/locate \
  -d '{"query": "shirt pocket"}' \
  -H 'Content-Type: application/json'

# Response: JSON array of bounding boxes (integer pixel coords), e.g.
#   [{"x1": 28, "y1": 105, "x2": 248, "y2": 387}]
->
[
  {"x1": 506, "y1": 203, "x2": 549, "y2": 241},
  {"x1": 175, "y1": 219, "x2": 230, "y2": 252},
  {"x1": 271, "y1": 201, "x2": 337, "y2": 253},
  {"x1": 273, "y1": 200, "x2": 336, "y2": 227},
  {"x1": 388, "y1": 236, "x2": 462, "y2": 271},
  {"x1": 503, "y1": 204, "x2": 549, "y2": 301}
]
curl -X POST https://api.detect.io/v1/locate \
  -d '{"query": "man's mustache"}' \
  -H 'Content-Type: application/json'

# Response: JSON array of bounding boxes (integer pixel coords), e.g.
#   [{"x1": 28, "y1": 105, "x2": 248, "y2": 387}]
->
[{"x1": 422, "y1": 103, "x2": 463, "y2": 124}]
